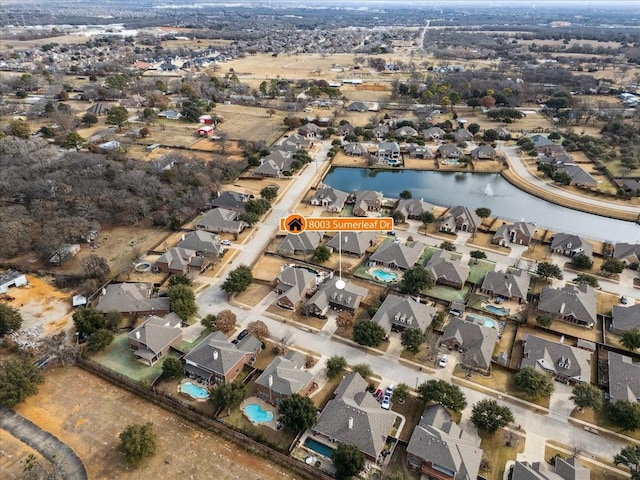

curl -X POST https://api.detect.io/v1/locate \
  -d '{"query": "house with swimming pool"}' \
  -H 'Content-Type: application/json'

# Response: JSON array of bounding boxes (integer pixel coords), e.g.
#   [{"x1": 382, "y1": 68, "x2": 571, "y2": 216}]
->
[
  {"x1": 479, "y1": 269, "x2": 531, "y2": 304},
  {"x1": 369, "y1": 240, "x2": 425, "y2": 272},
  {"x1": 440, "y1": 317, "x2": 499, "y2": 375},
  {"x1": 370, "y1": 294, "x2": 437, "y2": 335},
  {"x1": 255, "y1": 351, "x2": 314, "y2": 406}
]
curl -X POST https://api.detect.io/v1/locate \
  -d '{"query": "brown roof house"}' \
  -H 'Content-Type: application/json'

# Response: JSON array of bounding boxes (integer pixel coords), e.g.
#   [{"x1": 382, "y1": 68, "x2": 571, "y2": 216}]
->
[
  {"x1": 480, "y1": 269, "x2": 531, "y2": 303},
  {"x1": 537, "y1": 284, "x2": 596, "y2": 328},
  {"x1": 312, "y1": 372, "x2": 397, "y2": 461},
  {"x1": 492, "y1": 221, "x2": 536, "y2": 247},
  {"x1": 550, "y1": 233, "x2": 593, "y2": 258},
  {"x1": 326, "y1": 231, "x2": 378, "y2": 257},
  {"x1": 309, "y1": 187, "x2": 349, "y2": 212},
  {"x1": 96, "y1": 282, "x2": 170, "y2": 317},
  {"x1": 607, "y1": 352, "x2": 640, "y2": 403},
  {"x1": 127, "y1": 313, "x2": 183, "y2": 365},
  {"x1": 255, "y1": 351, "x2": 314, "y2": 406},
  {"x1": 437, "y1": 144, "x2": 463, "y2": 160},
  {"x1": 274, "y1": 265, "x2": 317, "y2": 310},
  {"x1": 610, "y1": 304, "x2": 640, "y2": 335},
  {"x1": 520, "y1": 334, "x2": 592, "y2": 383},
  {"x1": 183, "y1": 331, "x2": 260, "y2": 386},
  {"x1": 407, "y1": 404, "x2": 483, "y2": 480},
  {"x1": 277, "y1": 231, "x2": 324, "y2": 256},
  {"x1": 370, "y1": 240, "x2": 425, "y2": 271},
  {"x1": 352, "y1": 190, "x2": 383, "y2": 216},
  {"x1": 439, "y1": 206, "x2": 481, "y2": 234},
  {"x1": 304, "y1": 278, "x2": 368, "y2": 317},
  {"x1": 425, "y1": 250, "x2": 470, "y2": 289},
  {"x1": 196, "y1": 208, "x2": 247, "y2": 235},
  {"x1": 440, "y1": 317, "x2": 499, "y2": 374},
  {"x1": 371, "y1": 294, "x2": 436, "y2": 335}
]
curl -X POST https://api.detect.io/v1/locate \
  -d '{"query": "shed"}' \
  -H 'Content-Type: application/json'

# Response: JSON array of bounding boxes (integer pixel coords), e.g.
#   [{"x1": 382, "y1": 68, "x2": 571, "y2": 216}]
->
[
  {"x1": 197, "y1": 125, "x2": 215, "y2": 136},
  {"x1": 0, "y1": 270, "x2": 28, "y2": 294},
  {"x1": 198, "y1": 115, "x2": 214, "y2": 124}
]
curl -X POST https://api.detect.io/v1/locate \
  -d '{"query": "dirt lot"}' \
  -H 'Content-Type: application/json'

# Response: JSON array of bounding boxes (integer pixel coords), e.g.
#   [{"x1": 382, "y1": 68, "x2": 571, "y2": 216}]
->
[
  {"x1": 0, "y1": 428, "x2": 48, "y2": 479},
  {"x1": 10, "y1": 366, "x2": 298, "y2": 480}
]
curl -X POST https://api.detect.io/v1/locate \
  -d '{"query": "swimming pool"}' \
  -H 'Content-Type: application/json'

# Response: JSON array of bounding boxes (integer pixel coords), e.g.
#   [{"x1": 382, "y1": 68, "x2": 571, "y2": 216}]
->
[
  {"x1": 372, "y1": 269, "x2": 399, "y2": 282},
  {"x1": 180, "y1": 381, "x2": 210, "y2": 400},
  {"x1": 485, "y1": 305, "x2": 510, "y2": 316},
  {"x1": 304, "y1": 438, "x2": 334, "y2": 458},
  {"x1": 244, "y1": 403, "x2": 274, "y2": 423},
  {"x1": 467, "y1": 314, "x2": 497, "y2": 329}
]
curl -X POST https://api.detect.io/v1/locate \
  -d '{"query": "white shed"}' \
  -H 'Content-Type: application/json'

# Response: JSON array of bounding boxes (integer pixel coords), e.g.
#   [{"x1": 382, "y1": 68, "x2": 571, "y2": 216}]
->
[{"x1": 0, "y1": 270, "x2": 28, "y2": 294}]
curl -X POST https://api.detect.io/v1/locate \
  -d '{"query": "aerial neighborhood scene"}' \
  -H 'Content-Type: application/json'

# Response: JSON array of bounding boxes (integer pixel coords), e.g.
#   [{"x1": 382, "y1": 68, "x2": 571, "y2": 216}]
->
[{"x1": 2, "y1": 0, "x2": 640, "y2": 479}]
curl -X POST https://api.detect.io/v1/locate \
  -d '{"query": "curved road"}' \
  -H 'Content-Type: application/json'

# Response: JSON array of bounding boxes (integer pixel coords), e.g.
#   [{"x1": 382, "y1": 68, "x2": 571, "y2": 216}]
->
[{"x1": 0, "y1": 408, "x2": 88, "y2": 480}]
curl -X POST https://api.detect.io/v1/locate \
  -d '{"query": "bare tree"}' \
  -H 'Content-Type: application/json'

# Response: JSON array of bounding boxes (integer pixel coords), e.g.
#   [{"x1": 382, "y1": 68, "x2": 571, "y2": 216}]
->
[{"x1": 247, "y1": 320, "x2": 269, "y2": 340}]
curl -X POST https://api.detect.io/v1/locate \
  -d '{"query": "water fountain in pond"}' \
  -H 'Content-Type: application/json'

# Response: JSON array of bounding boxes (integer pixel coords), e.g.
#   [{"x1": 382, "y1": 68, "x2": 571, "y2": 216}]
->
[{"x1": 483, "y1": 183, "x2": 494, "y2": 196}]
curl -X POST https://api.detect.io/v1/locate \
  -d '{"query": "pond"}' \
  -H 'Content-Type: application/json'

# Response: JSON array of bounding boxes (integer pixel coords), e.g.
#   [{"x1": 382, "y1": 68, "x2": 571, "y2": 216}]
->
[{"x1": 322, "y1": 168, "x2": 640, "y2": 243}]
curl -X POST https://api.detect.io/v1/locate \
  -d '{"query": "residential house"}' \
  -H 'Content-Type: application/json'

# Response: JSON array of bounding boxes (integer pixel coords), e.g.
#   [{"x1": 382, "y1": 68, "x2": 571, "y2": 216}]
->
[
  {"x1": 352, "y1": 190, "x2": 383, "y2": 216},
  {"x1": 371, "y1": 294, "x2": 436, "y2": 334},
  {"x1": 255, "y1": 351, "x2": 314, "y2": 406},
  {"x1": 274, "y1": 265, "x2": 317, "y2": 310},
  {"x1": 155, "y1": 247, "x2": 210, "y2": 275},
  {"x1": 326, "y1": 231, "x2": 377, "y2": 257},
  {"x1": 312, "y1": 372, "x2": 397, "y2": 460},
  {"x1": 538, "y1": 284, "x2": 596, "y2": 328},
  {"x1": 337, "y1": 123, "x2": 355, "y2": 136},
  {"x1": 520, "y1": 334, "x2": 592, "y2": 383},
  {"x1": 372, "y1": 124, "x2": 389, "y2": 139},
  {"x1": 537, "y1": 148, "x2": 598, "y2": 188},
  {"x1": 425, "y1": 250, "x2": 470, "y2": 289},
  {"x1": 254, "y1": 150, "x2": 294, "y2": 177},
  {"x1": 298, "y1": 123, "x2": 321, "y2": 138},
  {"x1": 196, "y1": 208, "x2": 247, "y2": 235},
  {"x1": 279, "y1": 133, "x2": 313, "y2": 151},
  {"x1": 439, "y1": 206, "x2": 481, "y2": 234},
  {"x1": 277, "y1": 231, "x2": 324, "y2": 256},
  {"x1": 95, "y1": 282, "x2": 170, "y2": 317},
  {"x1": 440, "y1": 317, "x2": 499, "y2": 374},
  {"x1": 370, "y1": 241, "x2": 425, "y2": 271},
  {"x1": 86, "y1": 102, "x2": 110, "y2": 116},
  {"x1": 494, "y1": 127, "x2": 511, "y2": 140},
  {"x1": 395, "y1": 126, "x2": 418, "y2": 138},
  {"x1": 210, "y1": 190, "x2": 250, "y2": 214},
  {"x1": 529, "y1": 134, "x2": 554, "y2": 147},
  {"x1": 607, "y1": 352, "x2": 640, "y2": 403},
  {"x1": 492, "y1": 221, "x2": 536, "y2": 247},
  {"x1": 309, "y1": 187, "x2": 349, "y2": 212},
  {"x1": 377, "y1": 141, "x2": 401, "y2": 161},
  {"x1": 452, "y1": 129, "x2": 474, "y2": 142},
  {"x1": 0, "y1": 269, "x2": 28, "y2": 294},
  {"x1": 344, "y1": 143, "x2": 368, "y2": 157},
  {"x1": 348, "y1": 101, "x2": 368, "y2": 112},
  {"x1": 304, "y1": 278, "x2": 368, "y2": 317},
  {"x1": 480, "y1": 269, "x2": 530, "y2": 303},
  {"x1": 511, "y1": 458, "x2": 590, "y2": 480},
  {"x1": 617, "y1": 179, "x2": 640, "y2": 196},
  {"x1": 395, "y1": 198, "x2": 433, "y2": 220},
  {"x1": 157, "y1": 109, "x2": 182, "y2": 120},
  {"x1": 407, "y1": 144, "x2": 434, "y2": 159},
  {"x1": 422, "y1": 127, "x2": 445, "y2": 142},
  {"x1": 406, "y1": 404, "x2": 483, "y2": 480},
  {"x1": 437, "y1": 144, "x2": 463, "y2": 160},
  {"x1": 127, "y1": 313, "x2": 183, "y2": 366},
  {"x1": 183, "y1": 331, "x2": 258, "y2": 385},
  {"x1": 610, "y1": 304, "x2": 640, "y2": 335},
  {"x1": 470, "y1": 145, "x2": 497, "y2": 161},
  {"x1": 613, "y1": 242, "x2": 640, "y2": 269},
  {"x1": 177, "y1": 231, "x2": 224, "y2": 258}
]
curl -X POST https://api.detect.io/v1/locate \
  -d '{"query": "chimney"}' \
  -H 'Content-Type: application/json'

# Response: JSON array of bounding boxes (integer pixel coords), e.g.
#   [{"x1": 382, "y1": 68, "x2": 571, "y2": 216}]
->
[
  {"x1": 560, "y1": 335, "x2": 565, "y2": 344},
  {"x1": 559, "y1": 302, "x2": 566, "y2": 314},
  {"x1": 348, "y1": 417, "x2": 354, "y2": 429},
  {"x1": 102, "y1": 288, "x2": 107, "y2": 296},
  {"x1": 135, "y1": 331, "x2": 140, "y2": 340},
  {"x1": 213, "y1": 350, "x2": 218, "y2": 360}
]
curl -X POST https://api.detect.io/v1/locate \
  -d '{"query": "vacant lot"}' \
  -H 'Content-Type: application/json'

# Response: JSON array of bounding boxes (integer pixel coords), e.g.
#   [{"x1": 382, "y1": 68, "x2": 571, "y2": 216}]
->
[{"x1": 12, "y1": 366, "x2": 297, "y2": 480}]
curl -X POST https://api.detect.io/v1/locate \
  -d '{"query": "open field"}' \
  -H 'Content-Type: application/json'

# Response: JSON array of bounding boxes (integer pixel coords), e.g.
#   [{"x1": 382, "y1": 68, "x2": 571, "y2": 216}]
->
[
  {"x1": 11, "y1": 366, "x2": 297, "y2": 480},
  {"x1": 0, "y1": 34, "x2": 90, "y2": 52}
]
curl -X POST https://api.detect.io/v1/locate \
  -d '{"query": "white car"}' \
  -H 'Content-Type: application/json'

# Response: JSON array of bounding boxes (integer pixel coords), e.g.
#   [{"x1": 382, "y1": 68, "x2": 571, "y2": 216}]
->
[
  {"x1": 438, "y1": 355, "x2": 448, "y2": 368},
  {"x1": 220, "y1": 240, "x2": 232, "y2": 246},
  {"x1": 385, "y1": 384, "x2": 394, "y2": 396},
  {"x1": 381, "y1": 395, "x2": 391, "y2": 410}
]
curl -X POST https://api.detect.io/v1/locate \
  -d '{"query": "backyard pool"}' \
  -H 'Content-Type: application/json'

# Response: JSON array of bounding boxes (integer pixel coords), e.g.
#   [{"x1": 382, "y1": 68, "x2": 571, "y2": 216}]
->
[
  {"x1": 244, "y1": 403, "x2": 274, "y2": 424},
  {"x1": 372, "y1": 269, "x2": 399, "y2": 283},
  {"x1": 467, "y1": 314, "x2": 497, "y2": 330},
  {"x1": 180, "y1": 381, "x2": 210, "y2": 400},
  {"x1": 485, "y1": 305, "x2": 510, "y2": 316},
  {"x1": 304, "y1": 438, "x2": 335, "y2": 458}
]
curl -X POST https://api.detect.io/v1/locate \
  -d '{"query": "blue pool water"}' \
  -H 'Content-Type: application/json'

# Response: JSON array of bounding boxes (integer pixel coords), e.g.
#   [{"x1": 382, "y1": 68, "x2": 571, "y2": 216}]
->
[
  {"x1": 467, "y1": 314, "x2": 497, "y2": 329},
  {"x1": 372, "y1": 269, "x2": 399, "y2": 282},
  {"x1": 485, "y1": 305, "x2": 510, "y2": 316},
  {"x1": 244, "y1": 403, "x2": 274, "y2": 423},
  {"x1": 304, "y1": 438, "x2": 334, "y2": 458},
  {"x1": 180, "y1": 381, "x2": 210, "y2": 400}
]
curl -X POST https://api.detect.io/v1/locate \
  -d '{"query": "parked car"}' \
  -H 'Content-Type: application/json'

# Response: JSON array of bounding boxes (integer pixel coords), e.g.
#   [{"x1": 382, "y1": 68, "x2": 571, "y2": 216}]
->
[
  {"x1": 221, "y1": 240, "x2": 232, "y2": 246},
  {"x1": 381, "y1": 395, "x2": 391, "y2": 410},
  {"x1": 438, "y1": 355, "x2": 448, "y2": 368},
  {"x1": 385, "y1": 384, "x2": 394, "y2": 396},
  {"x1": 374, "y1": 388, "x2": 383, "y2": 400},
  {"x1": 386, "y1": 231, "x2": 396, "y2": 236},
  {"x1": 621, "y1": 296, "x2": 628, "y2": 305},
  {"x1": 237, "y1": 329, "x2": 249, "y2": 340}
]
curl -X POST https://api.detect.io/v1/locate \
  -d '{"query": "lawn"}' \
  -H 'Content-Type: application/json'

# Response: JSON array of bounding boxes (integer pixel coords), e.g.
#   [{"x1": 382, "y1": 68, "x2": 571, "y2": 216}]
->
[
  {"x1": 311, "y1": 373, "x2": 344, "y2": 409},
  {"x1": 174, "y1": 329, "x2": 210, "y2": 353},
  {"x1": 234, "y1": 282, "x2": 273, "y2": 307},
  {"x1": 467, "y1": 258, "x2": 497, "y2": 285},
  {"x1": 478, "y1": 429, "x2": 525, "y2": 480},
  {"x1": 390, "y1": 396, "x2": 424, "y2": 442},
  {"x1": 571, "y1": 407, "x2": 640, "y2": 442},
  {"x1": 383, "y1": 444, "x2": 421, "y2": 480},
  {"x1": 424, "y1": 284, "x2": 471, "y2": 303}
]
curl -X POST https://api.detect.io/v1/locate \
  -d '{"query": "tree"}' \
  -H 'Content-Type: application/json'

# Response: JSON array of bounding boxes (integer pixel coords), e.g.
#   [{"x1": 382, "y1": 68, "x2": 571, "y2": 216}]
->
[
  {"x1": 168, "y1": 275, "x2": 192, "y2": 287},
  {"x1": 514, "y1": 367, "x2": 554, "y2": 398},
  {"x1": 614, "y1": 445, "x2": 640, "y2": 480},
  {"x1": 621, "y1": 328, "x2": 640, "y2": 351},
  {"x1": 0, "y1": 355, "x2": 44, "y2": 408},
  {"x1": 105, "y1": 105, "x2": 129, "y2": 131},
  {"x1": 86, "y1": 329, "x2": 114, "y2": 352},
  {"x1": 201, "y1": 314, "x2": 216, "y2": 331},
  {"x1": 419, "y1": 211, "x2": 435, "y2": 226},
  {"x1": 471, "y1": 399, "x2": 515, "y2": 434},
  {"x1": 573, "y1": 273, "x2": 599, "y2": 288},
  {"x1": 401, "y1": 264, "x2": 434, "y2": 294},
  {"x1": 81, "y1": 112, "x2": 99, "y2": 127},
  {"x1": 571, "y1": 254, "x2": 593, "y2": 270},
  {"x1": 247, "y1": 320, "x2": 269, "y2": 340},
  {"x1": 480, "y1": 95, "x2": 496, "y2": 110},
  {"x1": 279, "y1": 394, "x2": 317, "y2": 432},
  {"x1": 352, "y1": 363, "x2": 373, "y2": 380},
  {"x1": 570, "y1": 383, "x2": 603, "y2": 412},
  {"x1": 470, "y1": 250, "x2": 487, "y2": 262},
  {"x1": 607, "y1": 400, "x2": 640, "y2": 431},
  {"x1": 162, "y1": 356, "x2": 183, "y2": 379},
  {"x1": 439, "y1": 241, "x2": 456, "y2": 251},
  {"x1": 168, "y1": 284, "x2": 197, "y2": 321},
  {"x1": 537, "y1": 262, "x2": 563, "y2": 280},
  {"x1": 483, "y1": 130, "x2": 499, "y2": 142},
  {"x1": 391, "y1": 210, "x2": 406, "y2": 224},
  {"x1": 601, "y1": 258, "x2": 625, "y2": 275},
  {"x1": 81, "y1": 254, "x2": 111, "y2": 280},
  {"x1": 215, "y1": 310, "x2": 236, "y2": 333},
  {"x1": 9, "y1": 119, "x2": 31, "y2": 138},
  {"x1": 117, "y1": 423, "x2": 157, "y2": 467},
  {"x1": 393, "y1": 383, "x2": 410, "y2": 404},
  {"x1": 210, "y1": 381, "x2": 246, "y2": 413},
  {"x1": 333, "y1": 443, "x2": 365, "y2": 480},
  {"x1": 536, "y1": 313, "x2": 555, "y2": 328},
  {"x1": 0, "y1": 304, "x2": 22, "y2": 336},
  {"x1": 73, "y1": 307, "x2": 111, "y2": 337},
  {"x1": 399, "y1": 189, "x2": 412, "y2": 199},
  {"x1": 418, "y1": 380, "x2": 467, "y2": 412},
  {"x1": 221, "y1": 265, "x2": 253, "y2": 295},
  {"x1": 468, "y1": 123, "x2": 481, "y2": 135},
  {"x1": 475, "y1": 207, "x2": 492, "y2": 218},
  {"x1": 336, "y1": 312, "x2": 354, "y2": 329},
  {"x1": 260, "y1": 185, "x2": 279, "y2": 201},
  {"x1": 312, "y1": 245, "x2": 331, "y2": 263},
  {"x1": 352, "y1": 320, "x2": 386, "y2": 347},
  {"x1": 63, "y1": 132, "x2": 85, "y2": 150},
  {"x1": 401, "y1": 328, "x2": 425, "y2": 354},
  {"x1": 326, "y1": 355, "x2": 347, "y2": 378}
]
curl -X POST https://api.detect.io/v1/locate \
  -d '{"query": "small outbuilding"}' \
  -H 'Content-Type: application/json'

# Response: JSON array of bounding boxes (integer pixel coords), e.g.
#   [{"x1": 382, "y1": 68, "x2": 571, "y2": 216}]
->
[
  {"x1": 0, "y1": 270, "x2": 28, "y2": 294},
  {"x1": 197, "y1": 125, "x2": 215, "y2": 136}
]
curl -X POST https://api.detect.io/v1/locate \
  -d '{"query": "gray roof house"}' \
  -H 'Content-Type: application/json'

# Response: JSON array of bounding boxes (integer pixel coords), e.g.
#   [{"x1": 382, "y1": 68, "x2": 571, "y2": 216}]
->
[
  {"x1": 310, "y1": 187, "x2": 349, "y2": 212},
  {"x1": 370, "y1": 241, "x2": 425, "y2": 271},
  {"x1": 613, "y1": 242, "x2": 640, "y2": 268},
  {"x1": 255, "y1": 351, "x2": 314, "y2": 406},
  {"x1": 425, "y1": 249, "x2": 470, "y2": 289},
  {"x1": 395, "y1": 198, "x2": 434, "y2": 220},
  {"x1": 177, "y1": 230, "x2": 224, "y2": 257},
  {"x1": 337, "y1": 123, "x2": 355, "y2": 136},
  {"x1": 437, "y1": 144, "x2": 463, "y2": 159},
  {"x1": 312, "y1": 372, "x2": 397, "y2": 460},
  {"x1": 452, "y1": 129, "x2": 474, "y2": 142},
  {"x1": 155, "y1": 247, "x2": 208, "y2": 275},
  {"x1": 371, "y1": 294, "x2": 437, "y2": 334},
  {"x1": 196, "y1": 208, "x2": 247, "y2": 235},
  {"x1": 274, "y1": 265, "x2": 317, "y2": 310},
  {"x1": 96, "y1": 283, "x2": 170, "y2": 317},
  {"x1": 254, "y1": 150, "x2": 294, "y2": 177},
  {"x1": 127, "y1": 313, "x2": 183, "y2": 365},
  {"x1": 372, "y1": 124, "x2": 389, "y2": 139},
  {"x1": 480, "y1": 269, "x2": 530, "y2": 303},
  {"x1": 520, "y1": 334, "x2": 592, "y2": 383},
  {"x1": 298, "y1": 122, "x2": 321, "y2": 138},
  {"x1": 440, "y1": 206, "x2": 481, "y2": 234},
  {"x1": 550, "y1": 233, "x2": 593, "y2": 258},
  {"x1": 408, "y1": 144, "x2": 435, "y2": 159},
  {"x1": 492, "y1": 221, "x2": 536, "y2": 247},
  {"x1": 610, "y1": 304, "x2": 640, "y2": 335},
  {"x1": 406, "y1": 404, "x2": 482, "y2": 480},
  {"x1": 326, "y1": 231, "x2": 377, "y2": 257},
  {"x1": 305, "y1": 278, "x2": 368, "y2": 317},
  {"x1": 512, "y1": 458, "x2": 590, "y2": 480},
  {"x1": 440, "y1": 317, "x2": 499, "y2": 374},
  {"x1": 344, "y1": 142, "x2": 368, "y2": 157},
  {"x1": 395, "y1": 126, "x2": 419, "y2": 138},
  {"x1": 608, "y1": 352, "x2": 640, "y2": 403},
  {"x1": 471, "y1": 145, "x2": 497, "y2": 160},
  {"x1": 352, "y1": 190, "x2": 383, "y2": 216},
  {"x1": 423, "y1": 127, "x2": 446, "y2": 141},
  {"x1": 210, "y1": 190, "x2": 250, "y2": 213},
  {"x1": 538, "y1": 284, "x2": 597, "y2": 328},
  {"x1": 348, "y1": 101, "x2": 368, "y2": 112},
  {"x1": 377, "y1": 141, "x2": 401, "y2": 160},
  {"x1": 277, "y1": 231, "x2": 324, "y2": 255}
]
